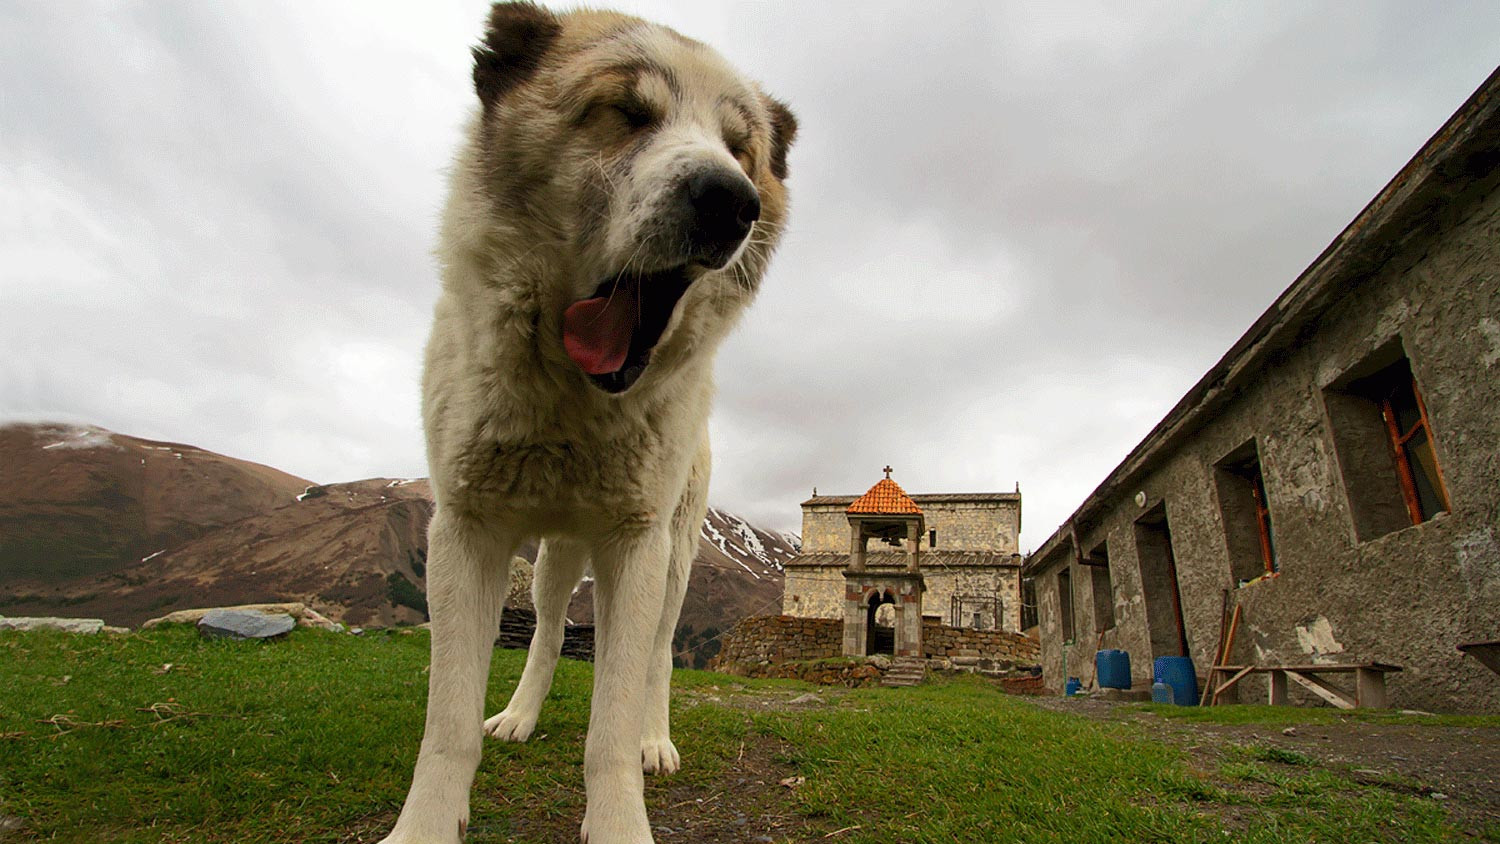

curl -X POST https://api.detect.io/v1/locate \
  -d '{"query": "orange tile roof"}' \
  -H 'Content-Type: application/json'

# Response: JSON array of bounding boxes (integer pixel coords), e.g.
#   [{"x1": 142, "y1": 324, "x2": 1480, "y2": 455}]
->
[{"x1": 847, "y1": 477, "x2": 922, "y2": 515}]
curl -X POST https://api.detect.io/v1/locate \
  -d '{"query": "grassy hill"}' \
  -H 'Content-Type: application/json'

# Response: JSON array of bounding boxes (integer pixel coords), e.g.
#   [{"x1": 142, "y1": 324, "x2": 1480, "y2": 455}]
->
[{"x1": 0, "y1": 627, "x2": 1486, "y2": 843}]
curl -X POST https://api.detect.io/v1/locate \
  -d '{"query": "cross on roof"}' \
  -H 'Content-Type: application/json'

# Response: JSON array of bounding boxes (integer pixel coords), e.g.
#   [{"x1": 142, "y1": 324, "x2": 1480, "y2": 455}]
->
[{"x1": 883, "y1": 465, "x2": 893, "y2": 479}]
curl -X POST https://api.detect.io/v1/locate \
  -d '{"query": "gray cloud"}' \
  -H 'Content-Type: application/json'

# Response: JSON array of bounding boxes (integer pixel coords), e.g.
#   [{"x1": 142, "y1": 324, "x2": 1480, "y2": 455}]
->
[{"x1": 3, "y1": 0, "x2": 1496, "y2": 549}]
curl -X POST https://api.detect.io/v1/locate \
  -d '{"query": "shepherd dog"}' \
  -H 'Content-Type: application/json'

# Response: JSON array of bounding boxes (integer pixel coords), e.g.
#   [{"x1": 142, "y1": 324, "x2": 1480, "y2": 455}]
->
[{"x1": 377, "y1": 3, "x2": 795, "y2": 842}]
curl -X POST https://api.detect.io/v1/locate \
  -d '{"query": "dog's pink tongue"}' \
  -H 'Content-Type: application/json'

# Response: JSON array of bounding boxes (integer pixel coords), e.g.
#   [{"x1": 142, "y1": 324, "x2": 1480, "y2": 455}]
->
[{"x1": 563, "y1": 288, "x2": 636, "y2": 375}]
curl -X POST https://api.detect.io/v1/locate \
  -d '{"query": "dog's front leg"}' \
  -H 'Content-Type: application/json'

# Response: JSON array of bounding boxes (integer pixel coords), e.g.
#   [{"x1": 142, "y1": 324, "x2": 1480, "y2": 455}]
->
[
  {"x1": 382, "y1": 507, "x2": 516, "y2": 844},
  {"x1": 580, "y1": 525, "x2": 670, "y2": 844}
]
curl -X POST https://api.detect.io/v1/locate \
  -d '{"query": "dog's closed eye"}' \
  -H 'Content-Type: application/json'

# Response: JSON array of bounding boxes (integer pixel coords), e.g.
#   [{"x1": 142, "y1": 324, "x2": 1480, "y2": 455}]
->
[{"x1": 606, "y1": 99, "x2": 654, "y2": 131}]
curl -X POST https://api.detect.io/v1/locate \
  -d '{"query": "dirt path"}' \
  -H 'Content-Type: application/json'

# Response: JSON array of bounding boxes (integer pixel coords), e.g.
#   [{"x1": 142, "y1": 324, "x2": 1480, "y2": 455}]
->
[{"x1": 1031, "y1": 697, "x2": 1500, "y2": 837}]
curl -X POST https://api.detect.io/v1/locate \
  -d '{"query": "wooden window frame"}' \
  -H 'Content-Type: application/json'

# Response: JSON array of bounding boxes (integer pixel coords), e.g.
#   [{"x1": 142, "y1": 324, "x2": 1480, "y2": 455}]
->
[
  {"x1": 1378, "y1": 376, "x2": 1451, "y2": 525},
  {"x1": 1248, "y1": 464, "x2": 1278, "y2": 576}
]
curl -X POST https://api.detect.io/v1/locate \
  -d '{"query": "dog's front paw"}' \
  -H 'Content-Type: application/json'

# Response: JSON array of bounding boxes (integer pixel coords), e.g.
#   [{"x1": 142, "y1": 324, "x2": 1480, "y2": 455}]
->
[
  {"x1": 377, "y1": 813, "x2": 466, "y2": 844},
  {"x1": 640, "y1": 736, "x2": 680, "y2": 775},
  {"x1": 484, "y1": 707, "x2": 538, "y2": 743},
  {"x1": 580, "y1": 809, "x2": 653, "y2": 844}
]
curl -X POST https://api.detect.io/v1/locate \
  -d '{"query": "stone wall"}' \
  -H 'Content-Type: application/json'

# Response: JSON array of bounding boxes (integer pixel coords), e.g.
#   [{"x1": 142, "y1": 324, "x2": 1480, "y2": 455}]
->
[
  {"x1": 712, "y1": 613, "x2": 1040, "y2": 674},
  {"x1": 496, "y1": 607, "x2": 594, "y2": 662},
  {"x1": 725, "y1": 658, "x2": 885, "y2": 687},
  {"x1": 922, "y1": 619, "x2": 1040, "y2": 663},
  {"x1": 710, "y1": 615, "x2": 841, "y2": 668}
]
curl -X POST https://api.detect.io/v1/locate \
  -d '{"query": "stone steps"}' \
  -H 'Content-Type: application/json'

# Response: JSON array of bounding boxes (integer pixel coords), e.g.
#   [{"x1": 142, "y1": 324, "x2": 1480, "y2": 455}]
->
[{"x1": 881, "y1": 657, "x2": 928, "y2": 687}]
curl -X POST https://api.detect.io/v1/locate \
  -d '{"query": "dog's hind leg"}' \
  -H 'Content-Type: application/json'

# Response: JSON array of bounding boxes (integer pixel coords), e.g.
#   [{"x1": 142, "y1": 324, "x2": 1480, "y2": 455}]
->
[
  {"x1": 486, "y1": 536, "x2": 589, "y2": 742},
  {"x1": 381, "y1": 507, "x2": 516, "y2": 844},
  {"x1": 641, "y1": 442, "x2": 709, "y2": 775}
]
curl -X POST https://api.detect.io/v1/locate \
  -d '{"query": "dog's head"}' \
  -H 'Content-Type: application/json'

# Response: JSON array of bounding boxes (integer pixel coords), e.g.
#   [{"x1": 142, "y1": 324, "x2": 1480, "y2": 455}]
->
[{"x1": 464, "y1": 2, "x2": 796, "y2": 395}]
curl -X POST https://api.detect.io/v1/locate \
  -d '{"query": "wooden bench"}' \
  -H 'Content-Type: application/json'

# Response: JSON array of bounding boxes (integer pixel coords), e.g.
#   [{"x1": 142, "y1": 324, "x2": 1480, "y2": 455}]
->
[{"x1": 1208, "y1": 662, "x2": 1402, "y2": 709}]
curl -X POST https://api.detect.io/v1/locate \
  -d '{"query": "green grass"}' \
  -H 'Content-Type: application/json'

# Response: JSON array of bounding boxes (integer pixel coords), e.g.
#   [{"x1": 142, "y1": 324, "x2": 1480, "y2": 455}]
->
[{"x1": 0, "y1": 629, "x2": 1468, "y2": 843}]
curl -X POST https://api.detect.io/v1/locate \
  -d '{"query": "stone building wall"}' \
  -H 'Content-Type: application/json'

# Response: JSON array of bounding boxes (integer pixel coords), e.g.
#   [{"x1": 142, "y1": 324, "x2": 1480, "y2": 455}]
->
[
  {"x1": 1027, "y1": 133, "x2": 1500, "y2": 712},
  {"x1": 800, "y1": 505, "x2": 852, "y2": 553},
  {"x1": 800, "y1": 499, "x2": 1020, "y2": 553},
  {"x1": 784, "y1": 565, "x2": 1023, "y2": 633},
  {"x1": 921, "y1": 566, "x2": 1022, "y2": 632},
  {"x1": 782, "y1": 565, "x2": 846, "y2": 618}
]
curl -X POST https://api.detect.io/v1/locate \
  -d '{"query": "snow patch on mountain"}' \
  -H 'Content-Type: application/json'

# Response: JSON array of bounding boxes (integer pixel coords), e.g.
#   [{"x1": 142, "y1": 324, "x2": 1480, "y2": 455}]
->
[
  {"x1": 40, "y1": 426, "x2": 120, "y2": 451},
  {"x1": 700, "y1": 506, "x2": 797, "y2": 574}
]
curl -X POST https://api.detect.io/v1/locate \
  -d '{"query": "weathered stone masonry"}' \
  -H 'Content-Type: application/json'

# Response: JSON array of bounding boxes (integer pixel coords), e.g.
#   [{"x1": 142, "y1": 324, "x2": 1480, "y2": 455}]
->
[{"x1": 711, "y1": 614, "x2": 1040, "y2": 676}]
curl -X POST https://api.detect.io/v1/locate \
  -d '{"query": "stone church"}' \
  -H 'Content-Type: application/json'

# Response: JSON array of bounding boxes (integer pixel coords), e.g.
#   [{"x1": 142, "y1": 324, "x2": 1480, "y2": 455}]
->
[{"x1": 782, "y1": 469, "x2": 1024, "y2": 654}]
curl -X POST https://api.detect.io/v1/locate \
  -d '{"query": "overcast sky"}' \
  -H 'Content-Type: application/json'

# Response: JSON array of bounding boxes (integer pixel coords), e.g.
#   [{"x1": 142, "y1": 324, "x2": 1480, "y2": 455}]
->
[{"x1": 2, "y1": 2, "x2": 1496, "y2": 549}]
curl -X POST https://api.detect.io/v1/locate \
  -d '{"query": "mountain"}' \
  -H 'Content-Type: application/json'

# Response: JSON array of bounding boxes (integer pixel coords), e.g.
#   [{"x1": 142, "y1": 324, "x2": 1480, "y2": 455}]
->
[
  {"x1": 0, "y1": 423, "x2": 797, "y2": 646},
  {"x1": 0, "y1": 424, "x2": 311, "y2": 583}
]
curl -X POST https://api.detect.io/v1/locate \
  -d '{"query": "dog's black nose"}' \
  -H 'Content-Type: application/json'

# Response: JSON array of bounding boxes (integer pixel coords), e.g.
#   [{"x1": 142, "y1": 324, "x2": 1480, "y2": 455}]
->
[{"x1": 685, "y1": 170, "x2": 760, "y2": 266}]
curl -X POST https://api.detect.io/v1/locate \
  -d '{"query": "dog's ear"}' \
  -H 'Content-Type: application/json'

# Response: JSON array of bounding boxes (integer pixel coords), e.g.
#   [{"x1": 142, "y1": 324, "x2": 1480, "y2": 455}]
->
[
  {"x1": 763, "y1": 95, "x2": 798, "y2": 180},
  {"x1": 472, "y1": 2, "x2": 561, "y2": 110}
]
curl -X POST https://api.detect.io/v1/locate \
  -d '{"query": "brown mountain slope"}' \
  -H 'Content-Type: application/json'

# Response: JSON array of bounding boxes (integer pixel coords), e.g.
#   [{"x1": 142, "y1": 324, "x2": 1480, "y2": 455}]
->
[
  {"x1": 1, "y1": 425, "x2": 797, "y2": 641},
  {"x1": 0, "y1": 478, "x2": 438, "y2": 627},
  {"x1": 0, "y1": 423, "x2": 311, "y2": 583}
]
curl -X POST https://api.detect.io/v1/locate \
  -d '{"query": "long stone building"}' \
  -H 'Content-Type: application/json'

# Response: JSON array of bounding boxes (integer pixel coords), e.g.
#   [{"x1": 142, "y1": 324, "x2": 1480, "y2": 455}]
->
[
  {"x1": 1023, "y1": 69, "x2": 1500, "y2": 713},
  {"x1": 783, "y1": 470, "x2": 1024, "y2": 637}
]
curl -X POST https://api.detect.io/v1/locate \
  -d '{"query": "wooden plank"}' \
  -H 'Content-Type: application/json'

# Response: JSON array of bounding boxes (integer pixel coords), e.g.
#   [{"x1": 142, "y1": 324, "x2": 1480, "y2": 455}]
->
[
  {"x1": 1212, "y1": 666, "x2": 1254, "y2": 705},
  {"x1": 1210, "y1": 606, "x2": 1242, "y2": 706},
  {"x1": 1356, "y1": 668, "x2": 1389, "y2": 708},
  {"x1": 1459, "y1": 641, "x2": 1500, "y2": 676},
  {"x1": 1284, "y1": 670, "x2": 1356, "y2": 710},
  {"x1": 1268, "y1": 670, "x2": 1288, "y2": 705},
  {"x1": 1201, "y1": 590, "x2": 1231, "y2": 706},
  {"x1": 1257, "y1": 663, "x2": 1402, "y2": 674}
]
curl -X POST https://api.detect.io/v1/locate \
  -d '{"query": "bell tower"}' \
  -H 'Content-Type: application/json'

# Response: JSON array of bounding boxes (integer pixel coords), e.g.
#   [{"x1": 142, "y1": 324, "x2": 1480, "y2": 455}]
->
[{"x1": 841, "y1": 467, "x2": 926, "y2": 658}]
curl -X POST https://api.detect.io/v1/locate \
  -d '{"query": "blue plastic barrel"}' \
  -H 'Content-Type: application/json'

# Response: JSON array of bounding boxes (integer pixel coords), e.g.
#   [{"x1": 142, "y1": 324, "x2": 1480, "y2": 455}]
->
[
  {"x1": 1064, "y1": 677, "x2": 1082, "y2": 696},
  {"x1": 1096, "y1": 649, "x2": 1132, "y2": 690},
  {"x1": 1151, "y1": 681, "x2": 1174, "y2": 704},
  {"x1": 1153, "y1": 656, "x2": 1198, "y2": 707}
]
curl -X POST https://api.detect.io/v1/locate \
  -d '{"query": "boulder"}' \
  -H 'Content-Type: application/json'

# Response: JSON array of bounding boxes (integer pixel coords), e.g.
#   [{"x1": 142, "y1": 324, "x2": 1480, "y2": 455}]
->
[
  {"x1": 0, "y1": 616, "x2": 105, "y2": 634},
  {"x1": 144, "y1": 603, "x2": 307, "y2": 629},
  {"x1": 197, "y1": 609, "x2": 296, "y2": 640}
]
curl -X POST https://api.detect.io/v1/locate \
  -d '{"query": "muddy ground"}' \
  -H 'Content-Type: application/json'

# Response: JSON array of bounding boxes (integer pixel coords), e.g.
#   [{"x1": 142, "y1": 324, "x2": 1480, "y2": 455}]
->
[{"x1": 1031, "y1": 696, "x2": 1500, "y2": 838}]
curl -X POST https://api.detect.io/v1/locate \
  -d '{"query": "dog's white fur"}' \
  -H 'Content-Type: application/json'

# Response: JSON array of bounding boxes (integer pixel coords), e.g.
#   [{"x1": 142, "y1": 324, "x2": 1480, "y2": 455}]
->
[{"x1": 378, "y1": 5, "x2": 793, "y2": 843}]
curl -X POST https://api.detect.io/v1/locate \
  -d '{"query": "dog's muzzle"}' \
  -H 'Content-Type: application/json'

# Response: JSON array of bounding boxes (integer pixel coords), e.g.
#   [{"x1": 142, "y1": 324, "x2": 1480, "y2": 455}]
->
[{"x1": 560, "y1": 167, "x2": 760, "y2": 394}]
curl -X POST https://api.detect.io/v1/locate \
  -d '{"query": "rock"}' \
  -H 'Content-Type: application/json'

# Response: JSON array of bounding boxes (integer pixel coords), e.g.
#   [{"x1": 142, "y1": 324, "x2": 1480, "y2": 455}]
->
[
  {"x1": 506, "y1": 556, "x2": 535, "y2": 612},
  {"x1": 1399, "y1": 709, "x2": 1435, "y2": 717},
  {"x1": 103, "y1": 626, "x2": 131, "y2": 635},
  {"x1": 197, "y1": 609, "x2": 296, "y2": 640},
  {"x1": 144, "y1": 603, "x2": 306, "y2": 629},
  {"x1": 0, "y1": 616, "x2": 105, "y2": 634},
  {"x1": 295, "y1": 607, "x2": 344, "y2": 632},
  {"x1": 788, "y1": 693, "x2": 822, "y2": 705},
  {"x1": 1282, "y1": 727, "x2": 1298, "y2": 736},
  {"x1": 868, "y1": 655, "x2": 892, "y2": 670}
]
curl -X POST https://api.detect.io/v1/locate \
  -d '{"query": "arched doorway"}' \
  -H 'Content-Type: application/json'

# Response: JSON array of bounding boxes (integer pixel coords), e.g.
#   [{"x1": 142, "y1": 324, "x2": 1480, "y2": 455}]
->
[{"x1": 866, "y1": 589, "x2": 896, "y2": 655}]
